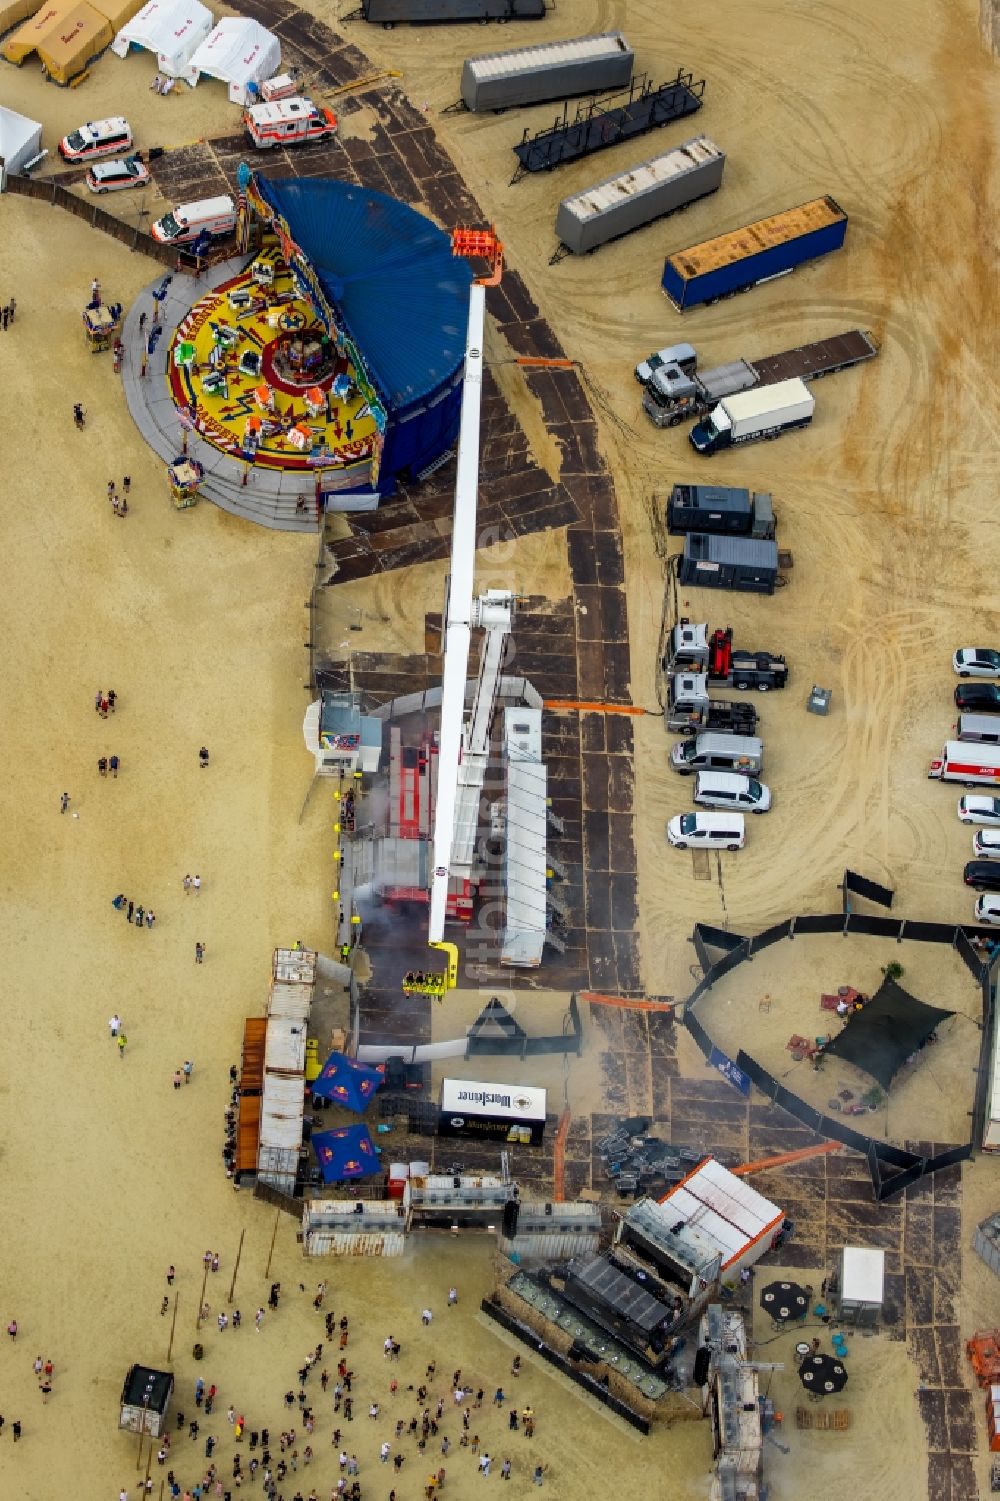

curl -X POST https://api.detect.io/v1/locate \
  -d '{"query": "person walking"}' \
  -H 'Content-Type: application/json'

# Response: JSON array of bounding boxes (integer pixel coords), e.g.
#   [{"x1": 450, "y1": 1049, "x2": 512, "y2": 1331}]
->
[
  {"x1": 98, "y1": 757, "x2": 108, "y2": 778},
  {"x1": 117, "y1": 1032, "x2": 128, "y2": 1059},
  {"x1": 173, "y1": 1070, "x2": 182, "y2": 1090},
  {"x1": 183, "y1": 875, "x2": 192, "y2": 895},
  {"x1": 123, "y1": 476, "x2": 131, "y2": 497},
  {"x1": 195, "y1": 941, "x2": 205, "y2": 964},
  {"x1": 146, "y1": 909, "x2": 155, "y2": 928},
  {"x1": 532, "y1": 1465, "x2": 546, "y2": 1487},
  {"x1": 183, "y1": 1061, "x2": 193, "y2": 1084},
  {"x1": 501, "y1": 1460, "x2": 511, "y2": 1481},
  {"x1": 60, "y1": 792, "x2": 70, "y2": 814},
  {"x1": 193, "y1": 874, "x2": 202, "y2": 896},
  {"x1": 127, "y1": 900, "x2": 134, "y2": 922},
  {"x1": 448, "y1": 1288, "x2": 458, "y2": 1308},
  {"x1": 107, "y1": 481, "x2": 116, "y2": 503},
  {"x1": 109, "y1": 1014, "x2": 122, "y2": 1038},
  {"x1": 135, "y1": 905, "x2": 145, "y2": 928},
  {"x1": 107, "y1": 689, "x2": 117, "y2": 713},
  {"x1": 199, "y1": 747, "x2": 210, "y2": 769},
  {"x1": 161, "y1": 1296, "x2": 170, "y2": 1316},
  {"x1": 110, "y1": 755, "x2": 120, "y2": 778},
  {"x1": 166, "y1": 1265, "x2": 175, "y2": 1285}
]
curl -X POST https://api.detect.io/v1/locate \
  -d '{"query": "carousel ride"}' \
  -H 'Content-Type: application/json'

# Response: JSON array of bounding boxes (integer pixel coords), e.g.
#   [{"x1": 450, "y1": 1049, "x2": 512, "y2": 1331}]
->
[{"x1": 166, "y1": 246, "x2": 377, "y2": 477}]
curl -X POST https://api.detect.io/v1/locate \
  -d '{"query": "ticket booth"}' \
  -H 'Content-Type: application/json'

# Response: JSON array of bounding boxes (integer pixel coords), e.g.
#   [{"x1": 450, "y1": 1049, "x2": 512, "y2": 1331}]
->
[{"x1": 437, "y1": 1078, "x2": 546, "y2": 1146}]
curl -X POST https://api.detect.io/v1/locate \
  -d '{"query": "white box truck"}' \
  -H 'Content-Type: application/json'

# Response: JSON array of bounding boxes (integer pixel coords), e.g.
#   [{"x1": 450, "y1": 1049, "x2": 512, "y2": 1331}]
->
[
  {"x1": 689, "y1": 377, "x2": 814, "y2": 455},
  {"x1": 928, "y1": 743, "x2": 1000, "y2": 787}
]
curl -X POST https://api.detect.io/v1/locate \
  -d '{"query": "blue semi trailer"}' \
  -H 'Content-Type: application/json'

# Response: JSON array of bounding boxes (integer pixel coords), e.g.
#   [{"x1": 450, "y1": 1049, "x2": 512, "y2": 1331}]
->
[{"x1": 661, "y1": 195, "x2": 848, "y2": 311}]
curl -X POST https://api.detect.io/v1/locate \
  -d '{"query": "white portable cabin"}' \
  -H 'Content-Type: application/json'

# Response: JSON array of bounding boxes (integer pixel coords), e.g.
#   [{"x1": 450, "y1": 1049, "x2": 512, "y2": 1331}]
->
[
  {"x1": 837, "y1": 1246, "x2": 884, "y2": 1326},
  {"x1": 651, "y1": 1158, "x2": 784, "y2": 1283},
  {"x1": 112, "y1": 0, "x2": 213, "y2": 78},
  {"x1": 186, "y1": 15, "x2": 280, "y2": 101},
  {"x1": 461, "y1": 31, "x2": 633, "y2": 113}
]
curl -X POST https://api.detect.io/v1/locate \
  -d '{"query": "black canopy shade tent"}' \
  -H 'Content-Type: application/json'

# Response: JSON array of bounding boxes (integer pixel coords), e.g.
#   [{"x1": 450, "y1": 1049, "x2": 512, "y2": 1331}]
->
[{"x1": 820, "y1": 977, "x2": 954, "y2": 1091}]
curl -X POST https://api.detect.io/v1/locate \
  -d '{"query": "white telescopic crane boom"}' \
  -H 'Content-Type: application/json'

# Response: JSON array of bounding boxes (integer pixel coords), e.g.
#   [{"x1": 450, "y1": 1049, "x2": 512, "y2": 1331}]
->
[{"x1": 428, "y1": 284, "x2": 486, "y2": 942}]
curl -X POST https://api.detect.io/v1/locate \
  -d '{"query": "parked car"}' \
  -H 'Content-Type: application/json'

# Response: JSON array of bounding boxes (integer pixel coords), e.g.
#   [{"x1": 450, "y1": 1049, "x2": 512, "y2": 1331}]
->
[
  {"x1": 974, "y1": 830, "x2": 1000, "y2": 860},
  {"x1": 694, "y1": 771, "x2": 771, "y2": 813},
  {"x1": 963, "y1": 860, "x2": 1000, "y2": 891},
  {"x1": 958, "y1": 795, "x2": 1000, "y2": 825},
  {"x1": 955, "y1": 683, "x2": 1000, "y2": 713},
  {"x1": 954, "y1": 647, "x2": 1000, "y2": 679},
  {"x1": 59, "y1": 117, "x2": 133, "y2": 163},
  {"x1": 974, "y1": 894, "x2": 1000, "y2": 925},
  {"x1": 666, "y1": 811, "x2": 745, "y2": 851},
  {"x1": 85, "y1": 156, "x2": 150, "y2": 193}
]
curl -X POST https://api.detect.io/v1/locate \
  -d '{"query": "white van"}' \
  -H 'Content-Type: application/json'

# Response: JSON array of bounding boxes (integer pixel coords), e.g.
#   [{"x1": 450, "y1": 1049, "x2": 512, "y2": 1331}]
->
[
  {"x1": 151, "y1": 196, "x2": 236, "y2": 245},
  {"x1": 667, "y1": 812, "x2": 746, "y2": 851},
  {"x1": 670, "y1": 733, "x2": 763, "y2": 776},
  {"x1": 694, "y1": 771, "x2": 771, "y2": 814}
]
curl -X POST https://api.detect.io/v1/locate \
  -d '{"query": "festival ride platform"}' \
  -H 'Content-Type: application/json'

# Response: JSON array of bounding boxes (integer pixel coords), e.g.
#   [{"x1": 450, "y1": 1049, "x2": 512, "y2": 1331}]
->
[{"x1": 165, "y1": 250, "x2": 377, "y2": 480}]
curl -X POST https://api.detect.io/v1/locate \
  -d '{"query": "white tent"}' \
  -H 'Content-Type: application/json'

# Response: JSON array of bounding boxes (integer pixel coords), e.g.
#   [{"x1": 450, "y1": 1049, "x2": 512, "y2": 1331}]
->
[
  {"x1": 185, "y1": 15, "x2": 279, "y2": 103},
  {"x1": 111, "y1": 0, "x2": 213, "y2": 79},
  {"x1": 0, "y1": 105, "x2": 42, "y2": 187}
]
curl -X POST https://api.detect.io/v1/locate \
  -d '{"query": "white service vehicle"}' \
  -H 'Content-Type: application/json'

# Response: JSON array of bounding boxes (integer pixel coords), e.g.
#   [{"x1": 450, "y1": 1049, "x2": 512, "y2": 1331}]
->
[
  {"x1": 666, "y1": 811, "x2": 745, "y2": 850},
  {"x1": 85, "y1": 156, "x2": 150, "y2": 193},
  {"x1": 959, "y1": 796, "x2": 1000, "y2": 826},
  {"x1": 634, "y1": 341, "x2": 696, "y2": 388},
  {"x1": 974, "y1": 830, "x2": 1000, "y2": 860},
  {"x1": 59, "y1": 117, "x2": 133, "y2": 163},
  {"x1": 974, "y1": 894, "x2": 1000, "y2": 925},
  {"x1": 693, "y1": 770, "x2": 771, "y2": 813},
  {"x1": 243, "y1": 97, "x2": 337, "y2": 149},
  {"x1": 151, "y1": 195, "x2": 236, "y2": 244},
  {"x1": 954, "y1": 648, "x2": 1000, "y2": 679}
]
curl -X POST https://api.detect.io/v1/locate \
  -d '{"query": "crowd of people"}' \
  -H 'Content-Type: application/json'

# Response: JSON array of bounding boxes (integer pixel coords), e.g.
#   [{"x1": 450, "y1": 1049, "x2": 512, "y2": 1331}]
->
[{"x1": 123, "y1": 1274, "x2": 551, "y2": 1501}]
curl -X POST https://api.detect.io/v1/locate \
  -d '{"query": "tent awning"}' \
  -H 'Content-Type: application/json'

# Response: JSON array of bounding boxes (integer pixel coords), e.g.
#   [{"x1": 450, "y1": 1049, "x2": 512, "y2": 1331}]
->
[{"x1": 820, "y1": 976, "x2": 954, "y2": 1091}]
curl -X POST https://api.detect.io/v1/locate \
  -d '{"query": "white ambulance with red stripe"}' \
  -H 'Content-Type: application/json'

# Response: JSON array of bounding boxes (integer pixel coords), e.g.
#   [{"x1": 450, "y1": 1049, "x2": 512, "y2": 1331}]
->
[
  {"x1": 243, "y1": 97, "x2": 337, "y2": 149},
  {"x1": 928, "y1": 743, "x2": 1000, "y2": 787}
]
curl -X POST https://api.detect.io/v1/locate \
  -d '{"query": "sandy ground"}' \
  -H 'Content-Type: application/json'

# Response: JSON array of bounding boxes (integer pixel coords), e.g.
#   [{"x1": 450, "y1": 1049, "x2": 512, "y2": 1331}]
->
[
  {"x1": 748, "y1": 1262, "x2": 928, "y2": 1501},
  {"x1": 2, "y1": 1, "x2": 1000, "y2": 1498},
  {"x1": 695, "y1": 935, "x2": 983, "y2": 1146}
]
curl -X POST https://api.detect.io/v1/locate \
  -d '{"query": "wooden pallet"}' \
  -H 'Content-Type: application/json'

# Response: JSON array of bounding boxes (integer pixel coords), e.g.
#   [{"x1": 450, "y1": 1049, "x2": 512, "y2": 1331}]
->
[
  {"x1": 813, "y1": 1410, "x2": 830, "y2": 1430},
  {"x1": 833, "y1": 1409, "x2": 850, "y2": 1430},
  {"x1": 795, "y1": 1407, "x2": 812, "y2": 1430}
]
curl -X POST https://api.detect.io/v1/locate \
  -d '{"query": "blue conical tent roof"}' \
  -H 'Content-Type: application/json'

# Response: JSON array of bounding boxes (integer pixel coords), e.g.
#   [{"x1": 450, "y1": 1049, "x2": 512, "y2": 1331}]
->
[{"x1": 253, "y1": 174, "x2": 472, "y2": 412}]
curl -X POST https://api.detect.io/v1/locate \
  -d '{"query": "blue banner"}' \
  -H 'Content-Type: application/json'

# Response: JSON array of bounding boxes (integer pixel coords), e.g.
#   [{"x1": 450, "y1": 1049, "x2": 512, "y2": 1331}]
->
[{"x1": 708, "y1": 1046, "x2": 751, "y2": 1098}]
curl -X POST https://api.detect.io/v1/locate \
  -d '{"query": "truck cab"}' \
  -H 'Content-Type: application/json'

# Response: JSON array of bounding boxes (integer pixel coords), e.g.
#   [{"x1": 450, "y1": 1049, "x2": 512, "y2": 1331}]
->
[
  {"x1": 635, "y1": 342, "x2": 697, "y2": 387},
  {"x1": 690, "y1": 405, "x2": 731, "y2": 454}
]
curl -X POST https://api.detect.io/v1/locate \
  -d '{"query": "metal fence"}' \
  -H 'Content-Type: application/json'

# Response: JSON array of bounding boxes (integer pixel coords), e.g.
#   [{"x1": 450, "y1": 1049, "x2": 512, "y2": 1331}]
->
[
  {"x1": 684, "y1": 904, "x2": 995, "y2": 1197},
  {"x1": 4, "y1": 173, "x2": 208, "y2": 273}
]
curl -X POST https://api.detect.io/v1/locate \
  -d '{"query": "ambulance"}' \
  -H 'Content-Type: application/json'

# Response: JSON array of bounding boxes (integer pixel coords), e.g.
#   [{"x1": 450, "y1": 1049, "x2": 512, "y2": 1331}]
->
[
  {"x1": 243, "y1": 97, "x2": 337, "y2": 150},
  {"x1": 151, "y1": 196, "x2": 236, "y2": 245}
]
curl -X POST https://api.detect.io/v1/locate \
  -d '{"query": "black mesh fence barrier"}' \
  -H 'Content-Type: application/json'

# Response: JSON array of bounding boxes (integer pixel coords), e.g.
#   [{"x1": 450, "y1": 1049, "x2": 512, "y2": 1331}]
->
[
  {"x1": 845, "y1": 914, "x2": 902, "y2": 939},
  {"x1": 696, "y1": 923, "x2": 748, "y2": 952},
  {"x1": 844, "y1": 870, "x2": 895, "y2": 908},
  {"x1": 791, "y1": 914, "x2": 845, "y2": 935},
  {"x1": 684, "y1": 1010, "x2": 713, "y2": 1059},
  {"x1": 956, "y1": 929, "x2": 987, "y2": 983},
  {"x1": 750, "y1": 919, "x2": 793, "y2": 954},
  {"x1": 900, "y1": 919, "x2": 965, "y2": 944}
]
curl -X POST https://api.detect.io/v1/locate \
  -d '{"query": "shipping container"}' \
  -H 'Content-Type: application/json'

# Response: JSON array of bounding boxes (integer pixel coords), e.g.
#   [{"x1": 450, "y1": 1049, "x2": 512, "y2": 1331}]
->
[
  {"x1": 362, "y1": 0, "x2": 546, "y2": 22},
  {"x1": 461, "y1": 31, "x2": 633, "y2": 113},
  {"x1": 661, "y1": 195, "x2": 848, "y2": 311},
  {"x1": 553, "y1": 135, "x2": 724, "y2": 256},
  {"x1": 667, "y1": 484, "x2": 752, "y2": 536},
  {"x1": 678, "y1": 533, "x2": 779, "y2": 594}
]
